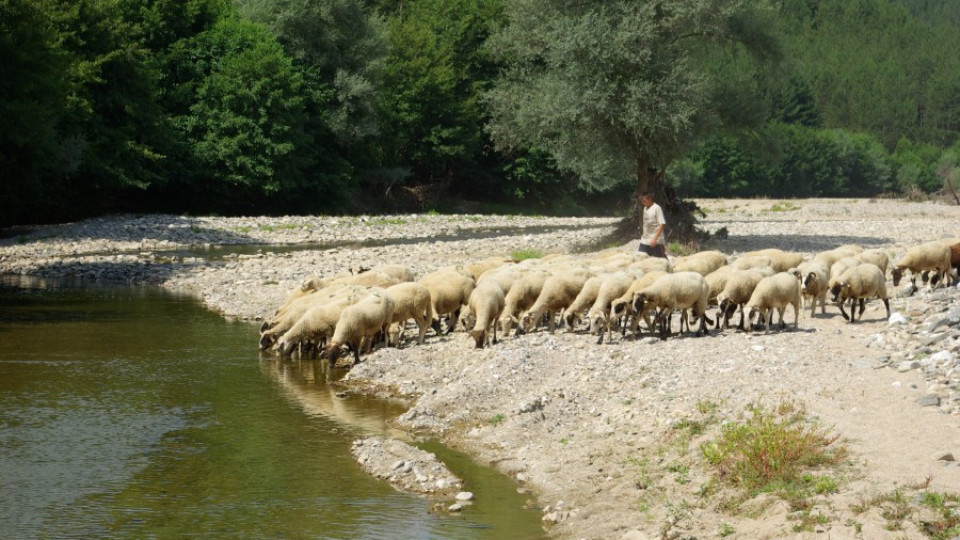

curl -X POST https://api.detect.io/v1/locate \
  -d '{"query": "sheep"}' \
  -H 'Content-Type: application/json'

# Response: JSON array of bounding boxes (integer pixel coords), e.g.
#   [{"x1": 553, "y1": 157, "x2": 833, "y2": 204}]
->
[
  {"x1": 274, "y1": 296, "x2": 354, "y2": 357},
  {"x1": 609, "y1": 271, "x2": 668, "y2": 337},
  {"x1": 498, "y1": 270, "x2": 550, "y2": 336},
  {"x1": 519, "y1": 270, "x2": 591, "y2": 333},
  {"x1": 745, "y1": 272, "x2": 802, "y2": 332},
  {"x1": 929, "y1": 238, "x2": 960, "y2": 286},
  {"x1": 587, "y1": 272, "x2": 635, "y2": 344},
  {"x1": 320, "y1": 290, "x2": 395, "y2": 365},
  {"x1": 418, "y1": 269, "x2": 475, "y2": 334},
  {"x1": 855, "y1": 249, "x2": 890, "y2": 277},
  {"x1": 465, "y1": 256, "x2": 515, "y2": 281},
  {"x1": 813, "y1": 246, "x2": 862, "y2": 270},
  {"x1": 716, "y1": 269, "x2": 770, "y2": 331},
  {"x1": 704, "y1": 265, "x2": 737, "y2": 306},
  {"x1": 631, "y1": 272, "x2": 713, "y2": 338},
  {"x1": 827, "y1": 257, "x2": 862, "y2": 300},
  {"x1": 790, "y1": 260, "x2": 830, "y2": 318},
  {"x1": 732, "y1": 254, "x2": 773, "y2": 271},
  {"x1": 259, "y1": 283, "x2": 364, "y2": 350},
  {"x1": 740, "y1": 248, "x2": 803, "y2": 273},
  {"x1": 559, "y1": 274, "x2": 605, "y2": 331},
  {"x1": 892, "y1": 240, "x2": 953, "y2": 291},
  {"x1": 371, "y1": 264, "x2": 416, "y2": 283},
  {"x1": 830, "y1": 263, "x2": 890, "y2": 323},
  {"x1": 384, "y1": 282, "x2": 433, "y2": 347},
  {"x1": 467, "y1": 281, "x2": 506, "y2": 348},
  {"x1": 631, "y1": 257, "x2": 671, "y2": 274},
  {"x1": 477, "y1": 268, "x2": 523, "y2": 297},
  {"x1": 674, "y1": 251, "x2": 728, "y2": 276}
]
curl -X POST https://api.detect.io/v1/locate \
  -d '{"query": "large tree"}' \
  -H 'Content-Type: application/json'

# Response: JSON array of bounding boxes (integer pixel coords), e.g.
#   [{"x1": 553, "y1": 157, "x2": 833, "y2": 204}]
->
[{"x1": 486, "y1": 0, "x2": 781, "y2": 203}]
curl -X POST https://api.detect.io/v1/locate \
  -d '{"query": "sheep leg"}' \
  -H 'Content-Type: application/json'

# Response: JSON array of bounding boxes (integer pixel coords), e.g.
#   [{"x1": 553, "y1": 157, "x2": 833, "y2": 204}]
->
[
  {"x1": 448, "y1": 309, "x2": 461, "y2": 334},
  {"x1": 838, "y1": 298, "x2": 851, "y2": 321},
  {"x1": 857, "y1": 298, "x2": 866, "y2": 319},
  {"x1": 349, "y1": 342, "x2": 361, "y2": 365}
]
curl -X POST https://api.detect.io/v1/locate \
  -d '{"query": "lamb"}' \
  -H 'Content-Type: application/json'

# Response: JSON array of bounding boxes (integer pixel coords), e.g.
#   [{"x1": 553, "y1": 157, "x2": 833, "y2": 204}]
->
[
  {"x1": 519, "y1": 270, "x2": 591, "y2": 333},
  {"x1": 587, "y1": 272, "x2": 635, "y2": 344},
  {"x1": 498, "y1": 270, "x2": 550, "y2": 336},
  {"x1": 418, "y1": 269, "x2": 475, "y2": 334},
  {"x1": 716, "y1": 269, "x2": 770, "y2": 331},
  {"x1": 467, "y1": 280, "x2": 506, "y2": 348},
  {"x1": 631, "y1": 272, "x2": 713, "y2": 338},
  {"x1": 384, "y1": 282, "x2": 433, "y2": 347},
  {"x1": 790, "y1": 260, "x2": 830, "y2": 318},
  {"x1": 320, "y1": 290, "x2": 395, "y2": 365},
  {"x1": 609, "y1": 271, "x2": 668, "y2": 337},
  {"x1": 830, "y1": 263, "x2": 890, "y2": 323},
  {"x1": 740, "y1": 248, "x2": 803, "y2": 273},
  {"x1": 892, "y1": 240, "x2": 953, "y2": 291},
  {"x1": 745, "y1": 272, "x2": 802, "y2": 332}
]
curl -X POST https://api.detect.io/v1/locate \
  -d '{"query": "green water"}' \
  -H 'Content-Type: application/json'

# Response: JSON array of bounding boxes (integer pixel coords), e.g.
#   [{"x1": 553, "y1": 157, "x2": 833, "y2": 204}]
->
[{"x1": 0, "y1": 277, "x2": 543, "y2": 539}]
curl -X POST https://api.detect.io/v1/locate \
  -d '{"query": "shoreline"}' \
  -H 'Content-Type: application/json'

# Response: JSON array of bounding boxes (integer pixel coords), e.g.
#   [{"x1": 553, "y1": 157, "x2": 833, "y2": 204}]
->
[{"x1": 4, "y1": 199, "x2": 960, "y2": 539}]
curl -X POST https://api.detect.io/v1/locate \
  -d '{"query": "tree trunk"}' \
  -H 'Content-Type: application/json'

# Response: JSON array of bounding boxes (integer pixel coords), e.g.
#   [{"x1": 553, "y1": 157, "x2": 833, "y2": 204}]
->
[{"x1": 613, "y1": 155, "x2": 704, "y2": 247}]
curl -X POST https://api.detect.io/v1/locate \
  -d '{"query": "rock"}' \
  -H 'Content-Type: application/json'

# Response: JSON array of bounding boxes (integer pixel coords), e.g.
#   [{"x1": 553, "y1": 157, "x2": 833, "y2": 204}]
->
[
  {"x1": 898, "y1": 361, "x2": 921, "y2": 372},
  {"x1": 916, "y1": 395, "x2": 942, "y2": 407},
  {"x1": 448, "y1": 503, "x2": 463, "y2": 512},
  {"x1": 455, "y1": 491, "x2": 474, "y2": 501},
  {"x1": 621, "y1": 531, "x2": 652, "y2": 540},
  {"x1": 934, "y1": 452, "x2": 956, "y2": 462},
  {"x1": 889, "y1": 312, "x2": 909, "y2": 325},
  {"x1": 930, "y1": 350, "x2": 955, "y2": 364}
]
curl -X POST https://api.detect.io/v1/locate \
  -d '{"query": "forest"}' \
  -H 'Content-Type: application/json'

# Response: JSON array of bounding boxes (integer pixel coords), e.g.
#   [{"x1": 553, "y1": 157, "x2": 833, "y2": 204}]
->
[{"x1": 2, "y1": 0, "x2": 959, "y2": 227}]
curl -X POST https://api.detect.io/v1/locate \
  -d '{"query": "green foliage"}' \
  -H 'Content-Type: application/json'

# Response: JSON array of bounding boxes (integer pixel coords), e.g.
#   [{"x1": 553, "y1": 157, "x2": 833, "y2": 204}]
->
[
  {"x1": 510, "y1": 249, "x2": 543, "y2": 262},
  {"x1": 487, "y1": 0, "x2": 781, "y2": 192},
  {"x1": 701, "y1": 403, "x2": 846, "y2": 497}
]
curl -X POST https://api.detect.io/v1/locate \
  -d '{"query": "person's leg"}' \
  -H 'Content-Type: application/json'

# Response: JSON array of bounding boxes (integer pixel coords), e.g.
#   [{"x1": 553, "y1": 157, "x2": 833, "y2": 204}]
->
[{"x1": 638, "y1": 243, "x2": 654, "y2": 256}]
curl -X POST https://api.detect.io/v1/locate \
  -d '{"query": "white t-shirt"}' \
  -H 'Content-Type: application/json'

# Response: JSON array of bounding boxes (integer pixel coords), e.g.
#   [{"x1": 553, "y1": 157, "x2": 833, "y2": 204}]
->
[{"x1": 640, "y1": 203, "x2": 666, "y2": 245}]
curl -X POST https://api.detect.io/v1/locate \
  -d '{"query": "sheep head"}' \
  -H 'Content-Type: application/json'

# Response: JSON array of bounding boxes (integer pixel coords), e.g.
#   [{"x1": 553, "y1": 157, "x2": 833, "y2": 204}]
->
[{"x1": 891, "y1": 267, "x2": 904, "y2": 286}]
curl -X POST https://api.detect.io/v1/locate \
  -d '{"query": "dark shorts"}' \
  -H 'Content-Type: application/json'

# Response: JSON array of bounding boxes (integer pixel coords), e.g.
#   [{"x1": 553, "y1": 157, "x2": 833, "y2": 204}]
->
[{"x1": 638, "y1": 243, "x2": 667, "y2": 258}]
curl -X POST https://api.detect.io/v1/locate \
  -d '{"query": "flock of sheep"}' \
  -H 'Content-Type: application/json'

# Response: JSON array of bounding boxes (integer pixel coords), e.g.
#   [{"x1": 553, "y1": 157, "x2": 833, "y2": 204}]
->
[{"x1": 257, "y1": 237, "x2": 960, "y2": 365}]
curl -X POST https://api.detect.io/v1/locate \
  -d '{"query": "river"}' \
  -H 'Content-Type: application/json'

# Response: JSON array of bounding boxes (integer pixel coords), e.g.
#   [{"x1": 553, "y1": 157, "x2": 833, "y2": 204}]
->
[{"x1": 0, "y1": 276, "x2": 544, "y2": 539}]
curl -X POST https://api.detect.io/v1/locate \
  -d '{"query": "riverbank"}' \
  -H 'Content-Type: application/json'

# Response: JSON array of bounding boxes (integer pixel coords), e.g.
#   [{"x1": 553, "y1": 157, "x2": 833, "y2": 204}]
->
[{"x1": 3, "y1": 199, "x2": 960, "y2": 539}]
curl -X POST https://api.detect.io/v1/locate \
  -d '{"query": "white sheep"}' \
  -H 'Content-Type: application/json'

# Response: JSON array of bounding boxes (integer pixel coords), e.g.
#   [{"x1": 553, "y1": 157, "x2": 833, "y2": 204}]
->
[
  {"x1": 791, "y1": 260, "x2": 830, "y2": 318},
  {"x1": 745, "y1": 272, "x2": 802, "y2": 332},
  {"x1": 827, "y1": 256, "x2": 862, "y2": 300},
  {"x1": 587, "y1": 272, "x2": 635, "y2": 344},
  {"x1": 384, "y1": 282, "x2": 433, "y2": 347},
  {"x1": 466, "y1": 256, "x2": 515, "y2": 281},
  {"x1": 631, "y1": 257, "x2": 671, "y2": 274},
  {"x1": 716, "y1": 269, "x2": 770, "y2": 331},
  {"x1": 740, "y1": 248, "x2": 803, "y2": 273},
  {"x1": 519, "y1": 270, "x2": 591, "y2": 333},
  {"x1": 559, "y1": 274, "x2": 605, "y2": 331},
  {"x1": 468, "y1": 280, "x2": 506, "y2": 348},
  {"x1": 732, "y1": 254, "x2": 773, "y2": 271},
  {"x1": 831, "y1": 263, "x2": 890, "y2": 323},
  {"x1": 856, "y1": 249, "x2": 890, "y2": 277},
  {"x1": 321, "y1": 290, "x2": 395, "y2": 365},
  {"x1": 704, "y1": 265, "x2": 737, "y2": 306},
  {"x1": 674, "y1": 250, "x2": 728, "y2": 276},
  {"x1": 892, "y1": 240, "x2": 953, "y2": 291},
  {"x1": 275, "y1": 298, "x2": 354, "y2": 357},
  {"x1": 498, "y1": 270, "x2": 550, "y2": 336},
  {"x1": 260, "y1": 283, "x2": 363, "y2": 350},
  {"x1": 370, "y1": 264, "x2": 416, "y2": 283},
  {"x1": 419, "y1": 269, "x2": 476, "y2": 334},
  {"x1": 609, "y1": 271, "x2": 668, "y2": 337},
  {"x1": 631, "y1": 272, "x2": 713, "y2": 338},
  {"x1": 813, "y1": 246, "x2": 862, "y2": 270}
]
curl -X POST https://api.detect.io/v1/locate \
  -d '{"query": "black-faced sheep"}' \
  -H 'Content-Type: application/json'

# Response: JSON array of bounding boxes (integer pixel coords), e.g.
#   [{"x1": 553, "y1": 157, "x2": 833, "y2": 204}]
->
[
  {"x1": 320, "y1": 291, "x2": 395, "y2": 365},
  {"x1": 468, "y1": 280, "x2": 506, "y2": 348},
  {"x1": 831, "y1": 263, "x2": 890, "y2": 323},
  {"x1": 745, "y1": 272, "x2": 802, "y2": 332},
  {"x1": 609, "y1": 271, "x2": 668, "y2": 338},
  {"x1": 631, "y1": 272, "x2": 713, "y2": 338},
  {"x1": 560, "y1": 274, "x2": 605, "y2": 331}
]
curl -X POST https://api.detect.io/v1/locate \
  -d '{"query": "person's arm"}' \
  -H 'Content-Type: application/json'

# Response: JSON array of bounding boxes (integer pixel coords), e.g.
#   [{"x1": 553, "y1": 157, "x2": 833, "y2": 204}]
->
[{"x1": 650, "y1": 223, "x2": 664, "y2": 247}]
